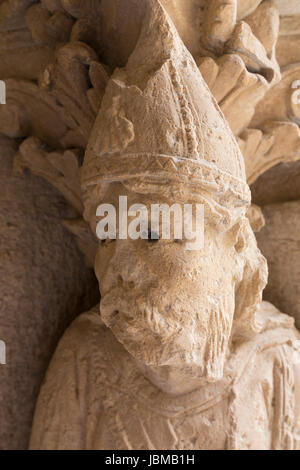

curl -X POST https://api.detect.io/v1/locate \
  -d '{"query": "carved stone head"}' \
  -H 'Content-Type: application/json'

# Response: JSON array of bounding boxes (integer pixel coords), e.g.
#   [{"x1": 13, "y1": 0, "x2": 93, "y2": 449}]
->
[{"x1": 81, "y1": 1, "x2": 267, "y2": 380}]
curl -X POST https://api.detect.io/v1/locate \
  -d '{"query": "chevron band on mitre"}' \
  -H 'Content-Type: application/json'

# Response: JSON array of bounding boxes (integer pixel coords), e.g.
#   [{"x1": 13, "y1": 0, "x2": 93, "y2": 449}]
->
[{"x1": 81, "y1": 152, "x2": 251, "y2": 204}]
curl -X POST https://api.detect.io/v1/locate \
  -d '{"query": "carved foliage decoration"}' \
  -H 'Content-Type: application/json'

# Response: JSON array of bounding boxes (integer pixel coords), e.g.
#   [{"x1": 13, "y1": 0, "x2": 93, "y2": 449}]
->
[
  {"x1": 197, "y1": 0, "x2": 281, "y2": 141},
  {"x1": 39, "y1": 41, "x2": 109, "y2": 142},
  {"x1": 0, "y1": 0, "x2": 75, "y2": 79},
  {"x1": 14, "y1": 135, "x2": 98, "y2": 266},
  {"x1": 197, "y1": 0, "x2": 300, "y2": 186},
  {"x1": 0, "y1": 1, "x2": 111, "y2": 265},
  {"x1": 241, "y1": 63, "x2": 300, "y2": 184}
]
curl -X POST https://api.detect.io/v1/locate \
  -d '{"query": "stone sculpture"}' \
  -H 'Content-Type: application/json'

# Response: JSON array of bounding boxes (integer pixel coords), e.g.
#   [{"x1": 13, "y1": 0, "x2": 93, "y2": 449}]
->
[
  {"x1": 28, "y1": 1, "x2": 300, "y2": 450},
  {"x1": 0, "y1": 0, "x2": 300, "y2": 451}
]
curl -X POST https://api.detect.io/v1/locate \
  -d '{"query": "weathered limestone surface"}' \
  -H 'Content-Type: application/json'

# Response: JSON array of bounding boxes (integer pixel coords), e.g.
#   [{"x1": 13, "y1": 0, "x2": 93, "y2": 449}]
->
[
  {"x1": 249, "y1": 1, "x2": 300, "y2": 332},
  {"x1": 29, "y1": 1, "x2": 300, "y2": 450},
  {"x1": 0, "y1": 0, "x2": 300, "y2": 450},
  {"x1": 251, "y1": 161, "x2": 300, "y2": 323},
  {"x1": 29, "y1": 302, "x2": 300, "y2": 450},
  {"x1": 256, "y1": 201, "x2": 300, "y2": 331},
  {"x1": 0, "y1": 136, "x2": 99, "y2": 450}
]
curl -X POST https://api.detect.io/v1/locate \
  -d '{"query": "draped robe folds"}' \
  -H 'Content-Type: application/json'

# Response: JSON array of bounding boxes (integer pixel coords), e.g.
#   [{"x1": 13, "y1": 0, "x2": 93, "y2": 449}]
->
[{"x1": 30, "y1": 303, "x2": 300, "y2": 450}]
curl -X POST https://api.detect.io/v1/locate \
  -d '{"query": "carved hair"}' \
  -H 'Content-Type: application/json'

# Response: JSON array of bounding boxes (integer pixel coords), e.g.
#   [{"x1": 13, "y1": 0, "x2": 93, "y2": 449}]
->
[{"x1": 232, "y1": 217, "x2": 268, "y2": 340}]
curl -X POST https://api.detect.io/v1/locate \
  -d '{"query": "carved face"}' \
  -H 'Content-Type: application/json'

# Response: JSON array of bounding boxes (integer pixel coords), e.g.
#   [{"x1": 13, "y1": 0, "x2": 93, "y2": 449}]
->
[{"x1": 93, "y1": 183, "x2": 242, "y2": 380}]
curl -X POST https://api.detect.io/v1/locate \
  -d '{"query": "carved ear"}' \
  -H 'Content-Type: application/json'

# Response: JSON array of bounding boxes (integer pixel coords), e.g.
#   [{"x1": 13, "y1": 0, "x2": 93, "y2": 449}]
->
[
  {"x1": 232, "y1": 218, "x2": 268, "y2": 340},
  {"x1": 227, "y1": 206, "x2": 265, "y2": 257},
  {"x1": 227, "y1": 222, "x2": 245, "y2": 255}
]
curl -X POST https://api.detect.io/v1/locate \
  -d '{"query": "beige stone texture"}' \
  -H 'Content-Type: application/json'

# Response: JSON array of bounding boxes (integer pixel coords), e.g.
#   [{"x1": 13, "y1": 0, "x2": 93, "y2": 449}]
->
[
  {"x1": 0, "y1": 0, "x2": 300, "y2": 450},
  {"x1": 28, "y1": 1, "x2": 300, "y2": 450},
  {"x1": 256, "y1": 201, "x2": 300, "y2": 331},
  {"x1": 0, "y1": 135, "x2": 99, "y2": 449},
  {"x1": 30, "y1": 302, "x2": 300, "y2": 450}
]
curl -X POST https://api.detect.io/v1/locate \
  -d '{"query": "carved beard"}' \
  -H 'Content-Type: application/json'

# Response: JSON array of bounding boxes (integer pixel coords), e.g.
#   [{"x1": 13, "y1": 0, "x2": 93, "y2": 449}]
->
[
  {"x1": 100, "y1": 289, "x2": 234, "y2": 381},
  {"x1": 202, "y1": 295, "x2": 233, "y2": 380}
]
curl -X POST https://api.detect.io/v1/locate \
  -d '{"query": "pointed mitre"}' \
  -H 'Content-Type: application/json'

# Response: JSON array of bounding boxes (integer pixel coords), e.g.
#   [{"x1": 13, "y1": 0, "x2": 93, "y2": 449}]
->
[{"x1": 81, "y1": 0, "x2": 251, "y2": 228}]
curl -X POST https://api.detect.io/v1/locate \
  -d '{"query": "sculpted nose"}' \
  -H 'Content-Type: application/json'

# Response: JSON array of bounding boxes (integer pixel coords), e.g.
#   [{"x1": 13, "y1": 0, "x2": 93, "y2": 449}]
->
[
  {"x1": 111, "y1": 242, "x2": 141, "y2": 287},
  {"x1": 117, "y1": 274, "x2": 135, "y2": 289}
]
